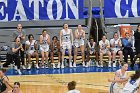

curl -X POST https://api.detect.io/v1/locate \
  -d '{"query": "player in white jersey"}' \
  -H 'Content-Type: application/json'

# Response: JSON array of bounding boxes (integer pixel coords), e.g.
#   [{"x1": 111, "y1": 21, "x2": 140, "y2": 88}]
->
[
  {"x1": 121, "y1": 69, "x2": 140, "y2": 93},
  {"x1": 60, "y1": 23, "x2": 73, "y2": 68},
  {"x1": 39, "y1": 29, "x2": 50, "y2": 68},
  {"x1": 108, "y1": 62, "x2": 128, "y2": 93},
  {"x1": 73, "y1": 25, "x2": 86, "y2": 67},
  {"x1": 99, "y1": 35, "x2": 112, "y2": 67},
  {"x1": 25, "y1": 34, "x2": 39, "y2": 69},
  {"x1": 110, "y1": 32, "x2": 123, "y2": 67},
  {"x1": 66, "y1": 81, "x2": 80, "y2": 93}
]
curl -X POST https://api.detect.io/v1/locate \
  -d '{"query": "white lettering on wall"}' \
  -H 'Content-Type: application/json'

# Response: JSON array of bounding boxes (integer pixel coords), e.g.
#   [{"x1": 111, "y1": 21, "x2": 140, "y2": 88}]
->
[
  {"x1": 29, "y1": 0, "x2": 44, "y2": 20},
  {"x1": 12, "y1": 0, "x2": 28, "y2": 21}
]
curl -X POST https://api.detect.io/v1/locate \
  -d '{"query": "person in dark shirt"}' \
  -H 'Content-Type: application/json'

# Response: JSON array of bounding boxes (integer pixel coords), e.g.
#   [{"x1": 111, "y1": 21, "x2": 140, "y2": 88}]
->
[
  {"x1": 7, "y1": 37, "x2": 24, "y2": 75},
  {"x1": 134, "y1": 25, "x2": 140, "y2": 68},
  {"x1": 122, "y1": 33, "x2": 135, "y2": 69},
  {"x1": 50, "y1": 36, "x2": 61, "y2": 68},
  {"x1": 12, "y1": 24, "x2": 26, "y2": 69},
  {"x1": 0, "y1": 69, "x2": 11, "y2": 93}
]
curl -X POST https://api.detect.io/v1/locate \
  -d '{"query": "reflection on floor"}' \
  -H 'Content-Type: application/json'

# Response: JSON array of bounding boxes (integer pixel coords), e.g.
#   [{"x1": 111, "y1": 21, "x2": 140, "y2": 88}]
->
[{"x1": 5, "y1": 64, "x2": 138, "y2": 75}]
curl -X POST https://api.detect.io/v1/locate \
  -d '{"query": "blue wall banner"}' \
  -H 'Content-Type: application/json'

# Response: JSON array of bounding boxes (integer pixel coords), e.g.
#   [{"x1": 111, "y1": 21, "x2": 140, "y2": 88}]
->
[
  {"x1": 0, "y1": 0, "x2": 83, "y2": 21},
  {"x1": 104, "y1": 0, "x2": 140, "y2": 18}
]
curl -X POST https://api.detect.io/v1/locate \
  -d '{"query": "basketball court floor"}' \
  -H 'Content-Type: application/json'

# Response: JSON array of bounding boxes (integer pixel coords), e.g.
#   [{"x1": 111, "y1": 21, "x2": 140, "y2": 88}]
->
[{"x1": 5, "y1": 65, "x2": 137, "y2": 93}]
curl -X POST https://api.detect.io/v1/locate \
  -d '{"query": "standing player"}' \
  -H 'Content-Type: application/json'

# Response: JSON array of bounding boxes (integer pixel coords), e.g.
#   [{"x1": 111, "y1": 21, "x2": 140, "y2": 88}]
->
[
  {"x1": 73, "y1": 25, "x2": 85, "y2": 67},
  {"x1": 0, "y1": 69, "x2": 12, "y2": 93},
  {"x1": 108, "y1": 62, "x2": 128, "y2": 93},
  {"x1": 50, "y1": 36, "x2": 61, "y2": 68},
  {"x1": 40, "y1": 29, "x2": 50, "y2": 68},
  {"x1": 99, "y1": 35, "x2": 112, "y2": 67},
  {"x1": 60, "y1": 23, "x2": 73, "y2": 68},
  {"x1": 25, "y1": 34, "x2": 39, "y2": 69},
  {"x1": 110, "y1": 32, "x2": 123, "y2": 67}
]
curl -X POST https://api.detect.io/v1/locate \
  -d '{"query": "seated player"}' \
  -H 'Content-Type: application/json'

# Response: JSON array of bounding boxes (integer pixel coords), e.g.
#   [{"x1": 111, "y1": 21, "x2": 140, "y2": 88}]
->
[
  {"x1": 25, "y1": 34, "x2": 39, "y2": 69},
  {"x1": 85, "y1": 37, "x2": 99, "y2": 66},
  {"x1": 110, "y1": 32, "x2": 123, "y2": 67},
  {"x1": 39, "y1": 29, "x2": 50, "y2": 68},
  {"x1": 50, "y1": 36, "x2": 61, "y2": 68},
  {"x1": 99, "y1": 35, "x2": 112, "y2": 67}
]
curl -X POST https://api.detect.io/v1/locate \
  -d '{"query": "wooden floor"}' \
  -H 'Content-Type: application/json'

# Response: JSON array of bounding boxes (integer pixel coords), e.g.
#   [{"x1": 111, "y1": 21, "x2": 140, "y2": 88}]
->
[{"x1": 7, "y1": 71, "x2": 134, "y2": 93}]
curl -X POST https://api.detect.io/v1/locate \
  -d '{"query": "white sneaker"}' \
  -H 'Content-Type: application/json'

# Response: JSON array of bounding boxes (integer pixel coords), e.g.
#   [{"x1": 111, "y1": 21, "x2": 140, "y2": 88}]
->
[
  {"x1": 82, "y1": 62, "x2": 85, "y2": 67},
  {"x1": 42, "y1": 65, "x2": 45, "y2": 68},
  {"x1": 96, "y1": 62, "x2": 100, "y2": 67},
  {"x1": 22, "y1": 65, "x2": 26, "y2": 69},
  {"x1": 85, "y1": 62, "x2": 89, "y2": 67},
  {"x1": 17, "y1": 69, "x2": 22, "y2": 75},
  {"x1": 36, "y1": 64, "x2": 39, "y2": 69},
  {"x1": 108, "y1": 63, "x2": 111, "y2": 68},
  {"x1": 52, "y1": 63, "x2": 56, "y2": 68},
  {"x1": 14, "y1": 66, "x2": 18, "y2": 70},
  {"x1": 27, "y1": 64, "x2": 31, "y2": 69},
  {"x1": 57, "y1": 63, "x2": 61, "y2": 68},
  {"x1": 100, "y1": 62, "x2": 103, "y2": 67},
  {"x1": 69, "y1": 62, "x2": 73, "y2": 67},
  {"x1": 73, "y1": 63, "x2": 76, "y2": 67},
  {"x1": 61, "y1": 63, "x2": 64, "y2": 68},
  {"x1": 113, "y1": 63, "x2": 116, "y2": 67}
]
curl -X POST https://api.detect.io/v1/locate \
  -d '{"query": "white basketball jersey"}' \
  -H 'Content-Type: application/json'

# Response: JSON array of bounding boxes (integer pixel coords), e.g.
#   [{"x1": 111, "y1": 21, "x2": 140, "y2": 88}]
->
[
  {"x1": 62, "y1": 29, "x2": 71, "y2": 42},
  {"x1": 122, "y1": 78, "x2": 140, "y2": 93}
]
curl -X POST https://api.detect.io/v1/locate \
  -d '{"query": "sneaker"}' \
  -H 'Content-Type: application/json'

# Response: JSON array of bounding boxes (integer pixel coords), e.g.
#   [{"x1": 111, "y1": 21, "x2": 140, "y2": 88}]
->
[
  {"x1": 96, "y1": 62, "x2": 100, "y2": 67},
  {"x1": 100, "y1": 64, "x2": 103, "y2": 67},
  {"x1": 14, "y1": 65, "x2": 18, "y2": 70},
  {"x1": 22, "y1": 65, "x2": 26, "y2": 69},
  {"x1": 85, "y1": 62, "x2": 89, "y2": 67},
  {"x1": 57, "y1": 63, "x2": 61, "y2": 68},
  {"x1": 108, "y1": 63, "x2": 111, "y2": 67},
  {"x1": 100, "y1": 62, "x2": 103, "y2": 67},
  {"x1": 36, "y1": 64, "x2": 39, "y2": 69},
  {"x1": 52, "y1": 63, "x2": 56, "y2": 68},
  {"x1": 82, "y1": 62, "x2": 85, "y2": 67},
  {"x1": 69, "y1": 62, "x2": 73, "y2": 67},
  {"x1": 113, "y1": 63, "x2": 116, "y2": 68},
  {"x1": 42, "y1": 65, "x2": 45, "y2": 68},
  {"x1": 61, "y1": 63, "x2": 64, "y2": 68},
  {"x1": 17, "y1": 69, "x2": 22, "y2": 75},
  {"x1": 73, "y1": 63, "x2": 76, "y2": 67},
  {"x1": 27, "y1": 64, "x2": 31, "y2": 69}
]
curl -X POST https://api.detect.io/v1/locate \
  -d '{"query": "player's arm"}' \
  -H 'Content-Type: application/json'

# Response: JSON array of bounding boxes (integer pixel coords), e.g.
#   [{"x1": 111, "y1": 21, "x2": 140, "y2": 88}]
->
[
  {"x1": 75, "y1": 30, "x2": 79, "y2": 39},
  {"x1": 34, "y1": 41, "x2": 38, "y2": 51},
  {"x1": 3, "y1": 78, "x2": 12, "y2": 93},
  {"x1": 99, "y1": 41, "x2": 103, "y2": 50},
  {"x1": 110, "y1": 39, "x2": 115, "y2": 48},
  {"x1": 70, "y1": 29, "x2": 73, "y2": 45},
  {"x1": 39, "y1": 35, "x2": 43, "y2": 45},
  {"x1": 60, "y1": 30, "x2": 62, "y2": 46},
  {"x1": 118, "y1": 39, "x2": 122, "y2": 48},
  {"x1": 12, "y1": 44, "x2": 21, "y2": 53},
  {"x1": 25, "y1": 41, "x2": 30, "y2": 50},
  {"x1": 82, "y1": 30, "x2": 85, "y2": 39},
  {"x1": 106, "y1": 40, "x2": 110, "y2": 49},
  {"x1": 47, "y1": 35, "x2": 51, "y2": 45},
  {"x1": 57, "y1": 41, "x2": 60, "y2": 52}
]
